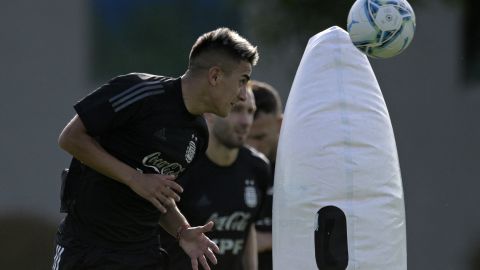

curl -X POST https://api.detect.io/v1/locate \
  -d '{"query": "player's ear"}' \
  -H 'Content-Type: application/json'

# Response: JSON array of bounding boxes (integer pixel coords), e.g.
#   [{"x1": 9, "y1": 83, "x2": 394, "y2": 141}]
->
[{"x1": 208, "y1": 66, "x2": 222, "y2": 86}]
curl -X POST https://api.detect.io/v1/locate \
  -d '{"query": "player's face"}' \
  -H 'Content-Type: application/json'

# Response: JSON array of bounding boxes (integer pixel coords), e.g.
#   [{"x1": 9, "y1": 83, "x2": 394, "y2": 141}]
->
[
  {"x1": 214, "y1": 60, "x2": 252, "y2": 117},
  {"x1": 247, "y1": 112, "x2": 281, "y2": 161},
  {"x1": 212, "y1": 90, "x2": 256, "y2": 149}
]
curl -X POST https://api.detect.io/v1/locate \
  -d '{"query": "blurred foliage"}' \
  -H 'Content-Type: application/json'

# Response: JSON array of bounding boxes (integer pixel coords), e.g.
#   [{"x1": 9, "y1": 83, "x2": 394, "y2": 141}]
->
[
  {"x1": 241, "y1": 0, "x2": 480, "y2": 83},
  {"x1": 244, "y1": 0, "x2": 355, "y2": 44},
  {"x1": 89, "y1": 0, "x2": 469, "y2": 81},
  {"x1": 242, "y1": 0, "x2": 465, "y2": 46},
  {"x1": 90, "y1": 0, "x2": 241, "y2": 81},
  {"x1": 0, "y1": 215, "x2": 57, "y2": 270}
]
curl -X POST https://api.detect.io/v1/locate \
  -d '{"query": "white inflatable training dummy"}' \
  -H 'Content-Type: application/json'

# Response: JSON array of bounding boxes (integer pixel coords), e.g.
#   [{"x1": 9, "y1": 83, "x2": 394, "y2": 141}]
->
[{"x1": 272, "y1": 26, "x2": 406, "y2": 270}]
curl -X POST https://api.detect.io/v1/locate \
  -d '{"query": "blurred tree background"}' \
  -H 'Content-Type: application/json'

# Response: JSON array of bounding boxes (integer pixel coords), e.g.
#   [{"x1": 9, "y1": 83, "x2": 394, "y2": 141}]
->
[
  {"x1": 90, "y1": 0, "x2": 241, "y2": 81},
  {"x1": 89, "y1": 0, "x2": 478, "y2": 84},
  {"x1": 0, "y1": 215, "x2": 57, "y2": 269}
]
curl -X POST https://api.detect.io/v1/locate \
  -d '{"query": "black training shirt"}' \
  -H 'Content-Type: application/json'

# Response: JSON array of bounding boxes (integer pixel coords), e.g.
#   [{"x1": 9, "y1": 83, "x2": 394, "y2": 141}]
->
[{"x1": 60, "y1": 73, "x2": 208, "y2": 246}]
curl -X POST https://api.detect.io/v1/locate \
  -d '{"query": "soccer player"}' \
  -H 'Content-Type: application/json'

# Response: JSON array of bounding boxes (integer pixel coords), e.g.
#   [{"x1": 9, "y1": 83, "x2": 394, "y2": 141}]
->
[
  {"x1": 161, "y1": 85, "x2": 270, "y2": 270},
  {"x1": 52, "y1": 27, "x2": 258, "y2": 270},
  {"x1": 246, "y1": 81, "x2": 283, "y2": 270}
]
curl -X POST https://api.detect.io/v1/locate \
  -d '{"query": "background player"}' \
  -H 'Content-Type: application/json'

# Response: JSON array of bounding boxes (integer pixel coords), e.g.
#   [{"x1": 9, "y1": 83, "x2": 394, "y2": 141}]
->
[
  {"x1": 246, "y1": 80, "x2": 283, "y2": 270},
  {"x1": 161, "y1": 85, "x2": 270, "y2": 270}
]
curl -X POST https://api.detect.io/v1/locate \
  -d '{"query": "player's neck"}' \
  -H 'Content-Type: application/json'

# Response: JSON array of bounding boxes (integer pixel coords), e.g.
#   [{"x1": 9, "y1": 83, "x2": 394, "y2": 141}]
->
[
  {"x1": 181, "y1": 71, "x2": 209, "y2": 115},
  {"x1": 206, "y1": 140, "x2": 239, "y2": 166}
]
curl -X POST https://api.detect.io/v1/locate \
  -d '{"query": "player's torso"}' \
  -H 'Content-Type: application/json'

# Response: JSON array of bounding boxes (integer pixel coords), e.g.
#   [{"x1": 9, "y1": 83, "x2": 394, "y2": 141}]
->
[
  {"x1": 68, "y1": 75, "x2": 208, "y2": 244},
  {"x1": 177, "y1": 148, "x2": 267, "y2": 267},
  {"x1": 99, "y1": 82, "x2": 207, "y2": 177}
]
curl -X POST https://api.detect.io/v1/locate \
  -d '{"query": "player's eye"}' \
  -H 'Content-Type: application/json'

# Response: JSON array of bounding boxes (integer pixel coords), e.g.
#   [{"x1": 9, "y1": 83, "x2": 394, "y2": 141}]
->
[{"x1": 231, "y1": 106, "x2": 242, "y2": 112}]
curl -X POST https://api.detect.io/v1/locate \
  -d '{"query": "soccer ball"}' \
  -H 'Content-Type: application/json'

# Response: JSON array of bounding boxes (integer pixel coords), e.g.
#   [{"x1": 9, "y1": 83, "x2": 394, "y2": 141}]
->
[{"x1": 347, "y1": 0, "x2": 416, "y2": 58}]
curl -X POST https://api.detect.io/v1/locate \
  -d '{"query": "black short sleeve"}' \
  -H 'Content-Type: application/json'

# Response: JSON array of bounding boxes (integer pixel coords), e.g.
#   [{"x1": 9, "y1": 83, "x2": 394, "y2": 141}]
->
[{"x1": 74, "y1": 75, "x2": 158, "y2": 136}]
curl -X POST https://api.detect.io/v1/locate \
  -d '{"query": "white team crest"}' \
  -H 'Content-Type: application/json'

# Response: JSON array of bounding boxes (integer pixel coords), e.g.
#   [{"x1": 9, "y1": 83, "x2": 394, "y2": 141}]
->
[
  {"x1": 244, "y1": 179, "x2": 257, "y2": 208},
  {"x1": 185, "y1": 134, "x2": 197, "y2": 163}
]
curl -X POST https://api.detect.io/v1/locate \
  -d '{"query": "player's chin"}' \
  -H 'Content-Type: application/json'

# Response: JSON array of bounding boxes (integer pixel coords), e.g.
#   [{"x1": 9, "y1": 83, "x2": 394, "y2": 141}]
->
[{"x1": 217, "y1": 110, "x2": 229, "y2": 118}]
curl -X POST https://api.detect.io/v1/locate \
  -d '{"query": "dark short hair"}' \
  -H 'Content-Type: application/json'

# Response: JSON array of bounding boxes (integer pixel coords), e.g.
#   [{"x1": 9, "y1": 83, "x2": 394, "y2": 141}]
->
[
  {"x1": 250, "y1": 80, "x2": 282, "y2": 118},
  {"x1": 189, "y1": 27, "x2": 259, "y2": 70}
]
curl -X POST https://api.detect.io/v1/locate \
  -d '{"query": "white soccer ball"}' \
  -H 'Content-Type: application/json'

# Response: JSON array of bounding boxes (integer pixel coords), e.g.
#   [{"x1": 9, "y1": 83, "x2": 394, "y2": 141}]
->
[{"x1": 347, "y1": 0, "x2": 416, "y2": 58}]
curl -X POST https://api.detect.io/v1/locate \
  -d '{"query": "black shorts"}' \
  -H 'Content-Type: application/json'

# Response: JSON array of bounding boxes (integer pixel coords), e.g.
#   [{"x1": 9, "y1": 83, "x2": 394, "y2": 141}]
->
[{"x1": 51, "y1": 237, "x2": 169, "y2": 270}]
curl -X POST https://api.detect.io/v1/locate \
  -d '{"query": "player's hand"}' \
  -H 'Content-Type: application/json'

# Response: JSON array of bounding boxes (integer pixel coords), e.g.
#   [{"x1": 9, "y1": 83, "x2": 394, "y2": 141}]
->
[
  {"x1": 179, "y1": 221, "x2": 220, "y2": 270},
  {"x1": 127, "y1": 172, "x2": 183, "y2": 213}
]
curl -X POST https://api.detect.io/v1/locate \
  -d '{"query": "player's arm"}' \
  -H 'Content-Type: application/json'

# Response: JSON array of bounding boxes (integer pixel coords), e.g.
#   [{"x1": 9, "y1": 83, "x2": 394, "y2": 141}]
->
[
  {"x1": 242, "y1": 224, "x2": 258, "y2": 270},
  {"x1": 58, "y1": 115, "x2": 183, "y2": 213},
  {"x1": 255, "y1": 158, "x2": 273, "y2": 253},
  {"x1": 159, "y1": 203, "x2": 220, "y2": 270},
  {"x1": 256, "y1": 230, "x2": 272, "y2": 253}
]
